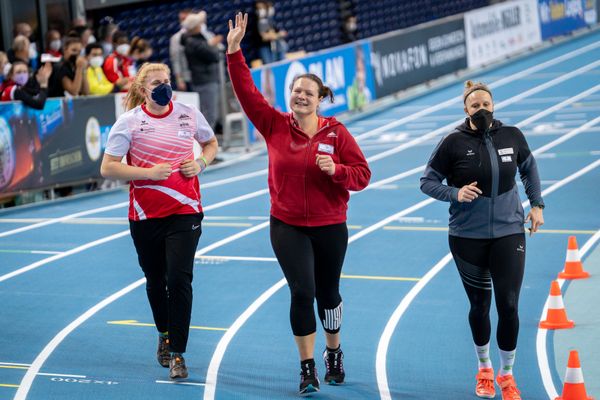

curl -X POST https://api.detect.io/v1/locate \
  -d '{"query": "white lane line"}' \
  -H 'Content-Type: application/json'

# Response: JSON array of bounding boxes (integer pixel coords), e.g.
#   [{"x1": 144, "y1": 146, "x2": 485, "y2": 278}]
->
[
  {"x1": 353, "y1": 40, "x2": 600, "y2": 142},
  {"x1": 376, "y1": 158, "x2": 600, "y2": 400},
  {"x1": 202, "y1": 197, "x2": 436, "y2": 400},
  {"x1": 196, "y1": 255, "x2": 277, "y2": 262},
  {"x1": 0, "y1": 202, "x2": 128, "y2": 239},
  {"x1": 155, "y1": 380, "x2": 205, "y2": 386},
  {"x1": 536, "y1": 203, "x2": 600, "y2": 400},
  {"x1": 12, "y1": 218, "x2": 272, "y2": 399},
  {"x1": 36, "y1": 373, "x2": 87, "y2": 378}
]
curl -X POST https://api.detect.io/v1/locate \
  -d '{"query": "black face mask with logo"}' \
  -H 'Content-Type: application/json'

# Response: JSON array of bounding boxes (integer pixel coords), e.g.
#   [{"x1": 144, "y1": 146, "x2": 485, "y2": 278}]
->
[{"x1": 470, "y1": 109, "x2": 493, "y2": 133}]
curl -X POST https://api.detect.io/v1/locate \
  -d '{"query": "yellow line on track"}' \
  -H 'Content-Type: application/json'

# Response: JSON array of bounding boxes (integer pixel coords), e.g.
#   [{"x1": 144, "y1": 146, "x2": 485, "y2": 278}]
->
[
  {"x1": 0, "y1": 383, "x2": 19, "y2": 387},
  {"x1": 0, "y1": 366, "x2": 28, "y2": 370},
  {"x1": 107, "y1": 320, "x2": 227, "y2": 331}
]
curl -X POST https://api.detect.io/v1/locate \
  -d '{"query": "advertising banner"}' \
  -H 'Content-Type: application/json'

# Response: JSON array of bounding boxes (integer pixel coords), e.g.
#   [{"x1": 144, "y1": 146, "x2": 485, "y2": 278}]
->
[
  {"x1": 0, "y1": 96, "x2": 115, "y2": 194},
  {"x1": 465, "y1": 0, "x2": 542, "y2": 68},
  {"x1": 248, "y1": 42, "x2": 376, "y2": 142},
  {"x1": 538, "y1": 0, "x2": 596, "y2": 39},
  {"x1": 369, "y1": 17, "x2": 467, "y2": 98}
]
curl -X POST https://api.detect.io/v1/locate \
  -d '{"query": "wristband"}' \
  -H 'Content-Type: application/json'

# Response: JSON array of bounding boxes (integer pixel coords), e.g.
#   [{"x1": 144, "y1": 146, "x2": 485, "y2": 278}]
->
[{"x1": 199, "y1": 156, "x2": 208, "y2": 171}]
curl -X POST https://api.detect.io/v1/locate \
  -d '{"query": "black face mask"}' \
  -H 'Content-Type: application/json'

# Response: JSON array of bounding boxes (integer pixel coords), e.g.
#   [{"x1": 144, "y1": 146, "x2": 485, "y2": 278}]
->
[
  {"x1": 469, "y1": 109, "x2": 493, "y2": 132},
  {"x1": 68, "y1": 54, "x2": 78, "y2": 64}
]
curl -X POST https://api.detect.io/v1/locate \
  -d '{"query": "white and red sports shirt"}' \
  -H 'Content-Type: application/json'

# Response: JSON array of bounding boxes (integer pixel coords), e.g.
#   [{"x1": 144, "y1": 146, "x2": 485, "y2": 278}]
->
[{"x1": 105, "y1": 101, "x2": 214, "y2": 220}]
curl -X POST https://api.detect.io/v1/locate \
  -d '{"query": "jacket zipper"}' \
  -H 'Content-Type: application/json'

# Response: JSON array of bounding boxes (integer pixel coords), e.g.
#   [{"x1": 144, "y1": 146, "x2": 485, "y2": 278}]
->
[
  {"x1": 301, "y1": 122, "x2": 330, "y2": 225},
  {"x1": 484, "y1": 131, "x2": 499, "y2": 238}
]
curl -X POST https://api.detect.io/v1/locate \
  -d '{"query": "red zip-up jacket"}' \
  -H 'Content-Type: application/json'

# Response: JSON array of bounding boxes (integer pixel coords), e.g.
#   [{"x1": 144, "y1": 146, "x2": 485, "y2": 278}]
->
[{"x1": 227, "y1": 50, "x2": 371, "y2": 227}]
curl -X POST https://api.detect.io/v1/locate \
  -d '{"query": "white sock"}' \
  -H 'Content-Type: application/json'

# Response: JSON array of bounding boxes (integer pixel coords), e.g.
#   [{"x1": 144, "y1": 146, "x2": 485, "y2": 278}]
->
[
  {"x1": 499, "y1": 349, "x2": 516, "y2": 376},
  {"x1": 474, "y1": 342, "x2": 492, "y2": 369}
]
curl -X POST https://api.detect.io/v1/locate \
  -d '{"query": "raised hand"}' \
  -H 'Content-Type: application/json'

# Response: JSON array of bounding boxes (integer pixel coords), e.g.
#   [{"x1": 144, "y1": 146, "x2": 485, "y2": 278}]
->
[{"x1": 227, "y1": 12, "x2": 248, "y2": 54}]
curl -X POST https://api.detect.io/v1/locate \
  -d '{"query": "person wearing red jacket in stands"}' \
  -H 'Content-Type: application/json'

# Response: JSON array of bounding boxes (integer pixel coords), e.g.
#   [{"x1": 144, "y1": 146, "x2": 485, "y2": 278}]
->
[
  {"x1": 102, "y1": 30, "x2": 133, "y2": 92},
  {"x1": 226, "y1": 13, "x2": 371, "y2": 396}
]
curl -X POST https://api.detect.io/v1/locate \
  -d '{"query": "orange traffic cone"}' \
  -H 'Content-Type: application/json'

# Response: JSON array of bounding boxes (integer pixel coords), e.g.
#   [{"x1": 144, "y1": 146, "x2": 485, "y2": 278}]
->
[
  {"x1": 558, "y1": 236, "x2": 590, "y2": 279},
  {"x1": 539, "y1": 281, "x2": 574, "y2": 329},
  {"x1": 555, "y1": 350, "x2": 594, "y2": 400}
]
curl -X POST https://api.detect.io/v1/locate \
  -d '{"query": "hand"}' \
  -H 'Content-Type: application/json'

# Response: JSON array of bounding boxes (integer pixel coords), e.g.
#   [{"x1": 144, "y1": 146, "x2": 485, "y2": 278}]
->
[
  {"x1": 180, "y1": 159, "x2": 201, "y2": 177},
  {"x1": 316, "y1": 154, "x2": 335, "y2": 176},
  {"x1": 525, "y1": 206, "x2": 544, "y2": 236},
  {"x1": 227, "y1": 12, "x2": 248, "y2": 54},
  {"x1": 76, "y1": 56, "x2": 88, "y2": 69},
  {"x1": 148, "y1": 163, "x2": 172, "y2": 180},
  {"x1": 36, "y1": 62, "x2": 52, "y2": 86},
  {"x1": 457, "y1": 181, "x2": 482, "y2": 202}
]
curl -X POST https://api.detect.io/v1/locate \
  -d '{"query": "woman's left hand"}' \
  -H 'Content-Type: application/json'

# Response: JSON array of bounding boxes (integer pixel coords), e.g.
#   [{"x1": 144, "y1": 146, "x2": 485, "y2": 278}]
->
[
  {"x1": 180, "y1": 159, "x2": 201, "y2": 177},
  {"x1": 316, "y1": 154, "x2": 336, "y2": 176},
  {"x1": 525, "y1": 207, "x2": 544, "y2": 236}
]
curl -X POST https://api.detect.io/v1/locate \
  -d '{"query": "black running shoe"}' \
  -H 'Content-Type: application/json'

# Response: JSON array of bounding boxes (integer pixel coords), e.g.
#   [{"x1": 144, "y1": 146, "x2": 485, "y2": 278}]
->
[
  {"x1": 323, "y1": 347, "x2": 345, "y2": 385},
  {"x1": 299, "y1": 359, "x2": 320, "y2": 396},
  {"x1": 169, "y1": 353, "x2": 188, "y2": 379},
  {"x1": 157, "y1": 336, "x2": 170, "y2": 368}
]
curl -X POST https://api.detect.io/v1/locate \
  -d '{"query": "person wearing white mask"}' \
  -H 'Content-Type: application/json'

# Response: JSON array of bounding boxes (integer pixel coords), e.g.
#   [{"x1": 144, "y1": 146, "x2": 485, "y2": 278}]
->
[
  {"x1": 45, "y1": 30, "x2": 63, "y2": 58},
  {"x1": 255, "y1": 0, "x2": 287, "y2": 64},
  {"x1": 102, "y1": 30, "x2": 133, "y2": 92},
  {"x1": 85, "y1": 43, "x2": 116, "y2": 95}
]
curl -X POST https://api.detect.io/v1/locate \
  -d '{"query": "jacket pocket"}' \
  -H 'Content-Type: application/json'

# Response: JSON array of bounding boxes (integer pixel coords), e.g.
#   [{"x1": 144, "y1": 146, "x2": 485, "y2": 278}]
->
[{"x1": 275, "y1": 174, "x2": 306, "y2": 215}]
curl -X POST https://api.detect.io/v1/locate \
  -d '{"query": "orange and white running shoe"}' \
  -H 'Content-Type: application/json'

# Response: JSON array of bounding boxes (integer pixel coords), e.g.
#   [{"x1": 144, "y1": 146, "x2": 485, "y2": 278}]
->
[
  {"x1": 475, "y1": 368, "x2": 496, "y2": 398},
  {"x1": 496, "y1": 374, "x2": 522, "y2": 400}
]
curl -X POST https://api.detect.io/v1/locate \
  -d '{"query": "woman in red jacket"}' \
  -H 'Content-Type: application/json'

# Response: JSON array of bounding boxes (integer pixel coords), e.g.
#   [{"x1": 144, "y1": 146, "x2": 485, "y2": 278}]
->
[{"x1": 226, "y1": 13, "x2": 371, "y2": 395}]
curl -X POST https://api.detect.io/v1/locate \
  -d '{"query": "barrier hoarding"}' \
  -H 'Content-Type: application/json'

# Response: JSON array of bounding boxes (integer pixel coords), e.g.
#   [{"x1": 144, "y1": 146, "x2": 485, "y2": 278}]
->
[
  {"x1": 369, "y1": 17, "x2": 467, "y2": 98},
  {"x1": 465, "y1": 0, "x2": 542, "y2": 68}
]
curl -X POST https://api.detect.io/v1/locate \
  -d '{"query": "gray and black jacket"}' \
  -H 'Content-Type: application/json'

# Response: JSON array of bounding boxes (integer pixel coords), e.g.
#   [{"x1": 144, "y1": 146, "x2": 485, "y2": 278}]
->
[{"x1": 420, "y1": 119, "x2": 544, "y2": 239}]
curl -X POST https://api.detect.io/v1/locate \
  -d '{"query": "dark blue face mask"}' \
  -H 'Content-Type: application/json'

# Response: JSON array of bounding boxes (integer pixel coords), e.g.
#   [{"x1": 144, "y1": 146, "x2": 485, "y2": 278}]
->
[{"x1": 148, "y1": 83, "x2": 172, "y2": 107}]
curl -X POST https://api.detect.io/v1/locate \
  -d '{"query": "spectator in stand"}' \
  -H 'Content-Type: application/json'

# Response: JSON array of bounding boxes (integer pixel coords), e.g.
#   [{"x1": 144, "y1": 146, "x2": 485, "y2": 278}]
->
[
  {"x1": 8, "y1": 23, "x2": 39, "y2": 70},
  {"x1": 0, "y1": 52, "x2": 9, "y2": 84},
  {"x1": 0, "y1": 61, "x2": 52, "y2": 109},
  {"x1": 45, "y1": 30, "x2": 63, "y2": 58},
  {"x1": 255, "y1": 0, "x2": 287, "y2": 64},
  {"x1": 341, "y1": 15, "x2": 358, "y2": 43},
  {"x1": 97, "y1": 16, "x2": 119, "y2": 56},
  {"x1": 103, "y1": 30, "x2": 133, "y2": 92},
  {"x1": 71, "y1": 25, "x2": 96, "y2": 50},
  {"x1": 10, "y1": 36, "x2": 31, "y2": 66},
  {"x1": 129, "y1": 37, "x2": 153, "y2": 75},
  {"x1": 85, "y1": 43, "x2": 115, "y2": 95},
  {"x1": 53, "y1": 36, "x2": 89, "y2": 97},
  {"x1": 182, "y1": 12, "x2": 223, "y2": 130},
  {"x1": 170, "y1": 8, "x2": 193, "y2": 91}
]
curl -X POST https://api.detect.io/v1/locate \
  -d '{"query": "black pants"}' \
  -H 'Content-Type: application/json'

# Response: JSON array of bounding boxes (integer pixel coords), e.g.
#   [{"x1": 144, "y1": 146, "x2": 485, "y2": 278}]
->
[
  {"x1": 449, "y1": 233, "x2": 525, "y2": 351},
  {"x1": 130, "y1": 213, "x2": 203, "y2": 353},
  {"x1": 270, "y1": 216, "x2": 348, "y2": 337}
]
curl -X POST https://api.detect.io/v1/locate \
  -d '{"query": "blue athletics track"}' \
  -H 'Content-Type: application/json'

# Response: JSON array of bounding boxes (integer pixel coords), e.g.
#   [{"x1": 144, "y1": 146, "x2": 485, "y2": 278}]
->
[{"x1": 1, "y1": 30, "x2": 600, "y2": 400}]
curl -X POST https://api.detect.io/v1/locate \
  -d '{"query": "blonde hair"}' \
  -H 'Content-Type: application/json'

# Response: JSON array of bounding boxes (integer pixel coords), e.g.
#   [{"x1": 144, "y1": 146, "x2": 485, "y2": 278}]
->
[
  {"x1": 124, "y1": 62, "x2": 171, "y2": 111},
  {"x1": 463, "y1": 80, "x2": 492, "y2": 104}
]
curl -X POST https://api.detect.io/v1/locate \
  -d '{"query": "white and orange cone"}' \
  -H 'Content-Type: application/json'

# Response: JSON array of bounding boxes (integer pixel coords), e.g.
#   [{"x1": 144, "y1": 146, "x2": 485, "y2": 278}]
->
[
  {"x1": 555, "y1": 350, "x2": 594, "y2": 400},
  {"x1": 558, "y1": 236, "x2": 590, "y2": 279},
  {"x1": 539, "y1": 280, "x2": 574, "y2": 329}
]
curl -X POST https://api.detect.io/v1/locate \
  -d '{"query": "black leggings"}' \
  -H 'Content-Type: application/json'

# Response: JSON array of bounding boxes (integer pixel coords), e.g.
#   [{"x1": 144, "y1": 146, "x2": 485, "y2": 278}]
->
[
  {"x1": 448, "y1": 233, "x2": 525, "y2": 351},
  {"x1": 130, "y1": 213, "x2": 203, "y2": 353},
  {"x1": 270, "y1": 216, "x2": 348, "y2": 337}
]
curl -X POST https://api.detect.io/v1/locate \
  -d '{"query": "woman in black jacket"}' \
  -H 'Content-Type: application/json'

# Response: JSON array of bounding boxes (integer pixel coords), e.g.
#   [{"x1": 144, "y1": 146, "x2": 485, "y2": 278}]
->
[{"x1": 420, "y1": 81, "x2": 544, "y2": 400}]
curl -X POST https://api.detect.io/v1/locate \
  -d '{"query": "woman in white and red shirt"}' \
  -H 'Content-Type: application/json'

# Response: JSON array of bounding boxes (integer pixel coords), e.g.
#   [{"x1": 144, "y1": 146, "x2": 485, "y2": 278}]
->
[
  {"x1": 226, "y1": 13, "x2": 370, "y2": 395},
  {"x1": 100, "y1": 62, "x2": 218, "y2": 381}
]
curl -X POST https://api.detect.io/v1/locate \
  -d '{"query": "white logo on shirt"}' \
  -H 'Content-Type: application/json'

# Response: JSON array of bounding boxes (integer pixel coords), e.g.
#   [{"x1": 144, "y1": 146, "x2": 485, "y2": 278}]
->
[
  {"x1": 498, "y1": 147, "x2": 514, "y2": 155},
  {"x1": 192, "y1": 224, "x2": 200, "y2": 230},
  {"x1": 178, "y1": 130, "x2": 193, "y2": 138},
  {"x1": 466, "y1": 149, "x2": 475, "y2": 156},
  {"x1": 327, "y1": 132, "x2": 337, "y2": 138},
  {"x1": 501, "y1": 155, "x2": 512, "y2": 163}
]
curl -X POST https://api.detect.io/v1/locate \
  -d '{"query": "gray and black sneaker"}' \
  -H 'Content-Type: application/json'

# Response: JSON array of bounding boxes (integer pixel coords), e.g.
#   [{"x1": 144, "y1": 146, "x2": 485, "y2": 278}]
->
[
  {"x1": 157, "y1": 336, "x2": 170, "y2": 368},
  {"x1": 323, "y1": 347, "x2": 345, "y2": 385},
  {"x1": 169, "y1": 353, "x2": 188, "y2": 379},
  {"x1": 299, "y1": 359, "x2": 320, "y2": 396}
]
